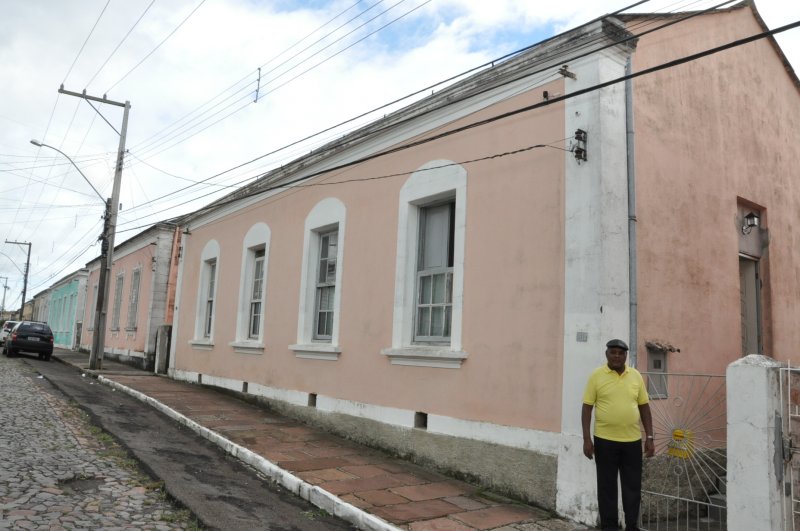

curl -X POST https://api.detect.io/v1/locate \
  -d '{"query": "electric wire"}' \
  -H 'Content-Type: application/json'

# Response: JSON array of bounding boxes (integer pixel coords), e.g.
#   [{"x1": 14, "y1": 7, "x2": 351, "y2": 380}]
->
[
  {"x1": 106, "y1": 0, "x2": 207, "y2": 93},
  {"x1": 115, "y1": 16, "x2": 800, "y2": 234},
  {"x1": 126, "y1": 0, "x2": 380, "y2": 154},
  {"x1": 84, "y1": 0, "x2": 157, "y2": 90},
  {"x1": 123, "y1": 0, "x2": 655, "y2": 206},
  {"x1": 3, "y1": 0, "x2": 772, "y2": 296},
  {"x1": 131, "y1": 0, "x2": 424, "y2": 161},
  {"x1": 62, "y1": 0, "x2": 112, "y2": 85},
  {"x1": 119, "y1": 0, "x2": 727, "y2": 218}
]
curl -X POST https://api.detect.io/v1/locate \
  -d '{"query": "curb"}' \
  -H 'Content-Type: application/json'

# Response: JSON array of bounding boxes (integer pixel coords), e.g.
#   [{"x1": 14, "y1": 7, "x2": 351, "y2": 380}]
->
[{"x1": 97, "y1": 375, "x2": 401, "y2": 531}]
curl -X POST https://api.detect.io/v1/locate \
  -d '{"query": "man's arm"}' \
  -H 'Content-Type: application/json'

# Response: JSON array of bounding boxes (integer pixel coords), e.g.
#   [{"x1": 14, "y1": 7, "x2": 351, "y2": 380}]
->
[
  {"x1": 639, "y1": 403, "x2": 655, "y2": 457},
  {"x1": 581, "y1": 403, "x2": 594, "y2": 459}
]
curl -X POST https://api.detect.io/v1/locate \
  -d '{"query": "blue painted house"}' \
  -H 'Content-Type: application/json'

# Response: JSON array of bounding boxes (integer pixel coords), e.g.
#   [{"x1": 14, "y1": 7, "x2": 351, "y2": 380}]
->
[{"x1": 47, "y1": 269, "x2": 88, "y2": 350}]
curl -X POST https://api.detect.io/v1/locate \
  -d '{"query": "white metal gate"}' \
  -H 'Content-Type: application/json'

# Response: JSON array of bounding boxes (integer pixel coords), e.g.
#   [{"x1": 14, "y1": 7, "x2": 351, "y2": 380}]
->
[
  {"x1": 779, "y1": 365, "x2": 800, "y2": 530},
  {"x1": 639, "y1": 372, "x2": 727, "y2": 531}
]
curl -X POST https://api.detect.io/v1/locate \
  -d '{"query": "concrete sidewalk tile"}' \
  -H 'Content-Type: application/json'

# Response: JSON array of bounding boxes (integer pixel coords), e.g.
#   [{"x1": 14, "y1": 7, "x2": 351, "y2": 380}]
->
[
  {"x1": 512, "y1": 520, "x2": 590, "y2": 531},
  {"x1": 339, "y1": 494, "x2": 373, "y2": 510},
  {"x1": 408, "y1": 517, "x2": 476, "y2": 531},
  {"x1": 371, "y1": 500, "x2": 464, "y2": 524},
  {"x1": 390, "y1": 473, "x2": 429, "y2": 487},
  {"x1": 321, "y1": 474, "x2": 408, "y2": 495},
  {"x1": 300, "y1": 468, "x2": 358, "y2": 482},
  {"x1": 278, "y1": 457, "x2": 350, "y2": 472},
  {"x1": 450, "y1": 505, "x2": 547, "y2": 530},
  {"x1": 390, "y1": 482, "x2": 470, "y2": 501},
  {"x1": 442, "y1": 496, "x2": 488, "y2": 511},
  {"x1": 340, "y1": 465, "x2": 392, "y2": 479},
  {"x1": 353, "y1": 489, "x2": 410, "y2": 506},
  {"x1": 302, "y1": 445, "x2": 359, "y2": 458}
]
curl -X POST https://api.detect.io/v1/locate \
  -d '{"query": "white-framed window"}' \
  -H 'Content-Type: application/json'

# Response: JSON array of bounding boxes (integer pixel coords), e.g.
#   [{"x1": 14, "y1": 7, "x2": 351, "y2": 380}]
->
[
  {"x1": 381, "y1": 160, "x2": 467, "y2": 369},
  {"x1": 192, "y1": 239, "x2": 220, "y2": 346},
  {"x1": 314, "y1": 230, "x2": 338, "y2": 340},
  {"x1": 414, "y1": 202, "x2": 454, "y2": 343},
  {"x1": 290, "y1": 198, "x2": 346, "y2": 360},
  {"x1": 249, "y1": 250, "x2": 265, "y2": 339},
  {"x1": 203, "y1": 260, "x2": 216, "y2": 338},
  {"x1": 232, "y1": 224, "x2": 271, "y2": 353},
  {"x1": 111, "y1": 274, "x2": 124, "y2": 331},
  {"x1": 126, "y1": 268, "x2": 141, "y2": 331}
]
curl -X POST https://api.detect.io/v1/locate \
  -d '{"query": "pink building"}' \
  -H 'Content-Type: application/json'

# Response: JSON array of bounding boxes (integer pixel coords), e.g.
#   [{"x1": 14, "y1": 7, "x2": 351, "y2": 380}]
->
[
  {"x1": 168, "y1": 3, "x2": 800, "y2": 522},
  {"x1": 82, "y1": 222, "x2": 181, "y2": 370}
]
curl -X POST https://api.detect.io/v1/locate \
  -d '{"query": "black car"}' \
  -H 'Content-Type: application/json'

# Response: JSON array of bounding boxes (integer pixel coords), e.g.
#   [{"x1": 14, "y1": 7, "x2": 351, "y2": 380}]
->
[{"x1": 3, "y1": 321, "x2": 54, "y2": 361}]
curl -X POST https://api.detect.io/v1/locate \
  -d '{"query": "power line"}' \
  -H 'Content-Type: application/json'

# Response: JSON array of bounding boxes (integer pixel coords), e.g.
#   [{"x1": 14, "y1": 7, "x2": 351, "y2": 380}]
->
[
  {"x1": 106, "y1": 0, "x2": 208, "y2": 93},
  {"x1": 84, "y1": 0, "x2": 157, "y2": 89},
  {"x1": 119, "y1": 0, "x2": 723, "y2": 218},
  {"x1": 126, "y1": 0, "x2": 382, "y2": 154},
  {"x1": 117, "y1": 15, "x2": 800, "y2": 233},
  {"x1": 131, "y1": 0, "x2": 426, "y2": 161},
  {"x1": 62, "y1": 0, "x2": 112, "y2": 84}
]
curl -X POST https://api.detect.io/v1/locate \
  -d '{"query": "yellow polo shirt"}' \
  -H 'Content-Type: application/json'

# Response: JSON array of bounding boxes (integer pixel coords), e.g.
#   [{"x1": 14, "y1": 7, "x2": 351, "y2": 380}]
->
[{"x1": 583, "y1": 364, "x2": 649, "y2": 442}]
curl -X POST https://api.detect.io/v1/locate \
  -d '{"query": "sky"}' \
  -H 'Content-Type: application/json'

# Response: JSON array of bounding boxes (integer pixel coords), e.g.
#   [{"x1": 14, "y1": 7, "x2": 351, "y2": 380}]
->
[{"x1": 1, "y1": 0, "x2": 798, "y2": 313}]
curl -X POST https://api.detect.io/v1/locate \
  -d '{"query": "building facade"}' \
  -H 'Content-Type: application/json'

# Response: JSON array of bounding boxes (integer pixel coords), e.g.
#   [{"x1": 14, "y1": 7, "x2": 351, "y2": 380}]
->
[
  {"x1": 81, "y1": 222, "x2": 181, "y2": 370},
  {"x1": 47, "y1": 269, "x2": 88, "y2": 349},
  {"x1": 165, "y1": 3, "x2": 800, "y2": 524}
]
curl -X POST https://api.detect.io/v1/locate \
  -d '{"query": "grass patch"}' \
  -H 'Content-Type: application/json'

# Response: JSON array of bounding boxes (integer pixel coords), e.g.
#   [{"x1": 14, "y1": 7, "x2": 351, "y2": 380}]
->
[{"x1": 302, "y1": 508, "x2": 330, "y2": 521}]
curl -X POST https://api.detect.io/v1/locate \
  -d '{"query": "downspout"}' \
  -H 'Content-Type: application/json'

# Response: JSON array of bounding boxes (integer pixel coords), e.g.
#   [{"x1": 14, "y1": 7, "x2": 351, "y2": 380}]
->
[{"x1": 625, "y1": 57, "x2": 639, "y2": 368}]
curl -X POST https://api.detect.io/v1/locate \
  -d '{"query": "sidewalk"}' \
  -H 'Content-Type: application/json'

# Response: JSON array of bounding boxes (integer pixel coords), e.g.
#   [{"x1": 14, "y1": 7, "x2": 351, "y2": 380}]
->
[{"x1": 54, "y1": 349, "x2": 587, "y2": 531}]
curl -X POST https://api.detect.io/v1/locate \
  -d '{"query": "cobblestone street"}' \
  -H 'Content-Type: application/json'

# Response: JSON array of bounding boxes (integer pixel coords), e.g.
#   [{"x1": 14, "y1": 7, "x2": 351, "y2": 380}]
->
[{"x1": 0, "y1": 355, "x2": 197, "y2": 530}]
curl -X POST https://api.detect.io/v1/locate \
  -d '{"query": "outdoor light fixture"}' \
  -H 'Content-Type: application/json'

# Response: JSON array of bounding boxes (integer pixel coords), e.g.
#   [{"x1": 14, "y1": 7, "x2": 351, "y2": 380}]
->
[{"x1": 742, "y1": 212, "x2": 760, "y2": 235}]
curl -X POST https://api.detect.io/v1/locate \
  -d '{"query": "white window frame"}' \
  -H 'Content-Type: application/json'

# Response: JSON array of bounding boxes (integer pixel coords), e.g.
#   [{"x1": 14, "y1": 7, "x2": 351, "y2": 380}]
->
[
  {"x1": 290, "y1": 198, "x2": 346, "y2": 361},
  {"x1": 126, "y1": 268, "x2": 141, "y2": 331},
  {"x1": 231, "y1": 223, "x2": 271, "y2": 354},
  {"x1": 313, "y1": 229, "x2": 339, "y2": 342},
  {"x1": 381, "y1": 160, "x2": 468, "y2": 369},
  {"x1": 414, "y1": 202, "x2": 455, "y2": 343},
  {"x1": 111, "y1": 273, "x2": 124, "y2": 331},
  {"x1": 191, "y1": 239, "x2": 220, "y2": 348}
]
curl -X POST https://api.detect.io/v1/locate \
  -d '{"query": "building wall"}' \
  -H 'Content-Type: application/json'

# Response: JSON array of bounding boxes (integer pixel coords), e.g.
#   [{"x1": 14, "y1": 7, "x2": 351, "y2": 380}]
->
[
  {"x1": 171, "y1": 76, "x2": 574, "y2": 510},
  {"x1": 81, "y1": 227, "x2": 177, "y2": 367},
  {"x1": 48, "y1": 273, "x2": 87, "y2": 349},
  {"x1": 630, "y1": 6, "x2": 800, "y2": 374},
  {"x1": 174, "y1": 83, "x2": 567, "y2": 433}
]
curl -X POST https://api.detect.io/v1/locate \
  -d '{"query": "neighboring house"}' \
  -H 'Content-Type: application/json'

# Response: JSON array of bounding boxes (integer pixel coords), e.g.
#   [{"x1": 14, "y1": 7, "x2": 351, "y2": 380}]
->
[
  {"x1": 47, "y1": 269, "x2": 88, "y2": 349},
  {"x1": 167, "y1": 2, "x2": 800, "y2": 524},
  {"x1": 31, "y1": 288, "x2": 51, "y2": 323},
  {"x1": 80, "y1": 221, "x2": 182, "y2": 370}
]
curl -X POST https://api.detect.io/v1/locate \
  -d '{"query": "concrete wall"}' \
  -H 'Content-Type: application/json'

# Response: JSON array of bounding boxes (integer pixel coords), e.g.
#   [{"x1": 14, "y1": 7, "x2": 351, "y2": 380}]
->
[{"x1": 726, "y1": 354, "x2": 787, "y2": 530}]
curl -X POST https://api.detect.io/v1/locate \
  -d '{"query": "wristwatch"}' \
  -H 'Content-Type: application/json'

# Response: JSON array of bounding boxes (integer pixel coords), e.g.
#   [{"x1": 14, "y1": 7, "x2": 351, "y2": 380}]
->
[{"x1": 646, "y1": 435, "x2": 654, "y2": 440}]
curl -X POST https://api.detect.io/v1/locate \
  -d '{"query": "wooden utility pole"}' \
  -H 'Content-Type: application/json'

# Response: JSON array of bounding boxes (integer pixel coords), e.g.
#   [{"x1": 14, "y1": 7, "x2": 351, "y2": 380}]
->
[{"x1": 58, "y1": 86, "x2": 130, "y2": 370}]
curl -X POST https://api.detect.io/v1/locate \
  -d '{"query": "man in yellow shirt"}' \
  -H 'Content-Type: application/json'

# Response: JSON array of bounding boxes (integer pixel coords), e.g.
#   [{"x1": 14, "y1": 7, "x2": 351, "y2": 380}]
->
[{"x1": 582, "y1": 339, "x2": 654, "y2": 531}]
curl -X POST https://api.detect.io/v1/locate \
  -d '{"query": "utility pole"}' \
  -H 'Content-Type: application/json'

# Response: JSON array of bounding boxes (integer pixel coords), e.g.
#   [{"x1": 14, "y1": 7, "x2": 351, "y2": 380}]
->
[
  {"x1": 58, "y1": 86, "x2": 130, "y2": 370},
  {"x1": 5, "y1": 241, "x2": 31, "y2": 320},
  {"x1": 0, "y1": 276, "x2": 8, "y2": 316}
]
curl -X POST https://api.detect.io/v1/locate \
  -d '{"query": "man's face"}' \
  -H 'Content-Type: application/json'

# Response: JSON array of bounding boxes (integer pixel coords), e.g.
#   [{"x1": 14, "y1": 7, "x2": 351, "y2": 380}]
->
[{"x1": 606, "y1": 347, "x2": 628, "y2": 372}]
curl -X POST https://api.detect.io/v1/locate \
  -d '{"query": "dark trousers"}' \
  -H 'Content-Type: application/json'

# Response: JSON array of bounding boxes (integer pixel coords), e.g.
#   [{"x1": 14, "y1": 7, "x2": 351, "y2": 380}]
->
[{"x1": 594, "y1": 436, "x2": 642, "y2": 531}]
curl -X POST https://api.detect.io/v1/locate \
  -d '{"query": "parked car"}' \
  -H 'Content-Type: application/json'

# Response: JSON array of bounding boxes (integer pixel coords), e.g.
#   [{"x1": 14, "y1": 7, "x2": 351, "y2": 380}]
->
[
  {"x1": 0, "y1": 320, "x2": 19, "y2": 345},
  {"x1": 3, "y1": 321, "x2": 54, "y2": 361}
]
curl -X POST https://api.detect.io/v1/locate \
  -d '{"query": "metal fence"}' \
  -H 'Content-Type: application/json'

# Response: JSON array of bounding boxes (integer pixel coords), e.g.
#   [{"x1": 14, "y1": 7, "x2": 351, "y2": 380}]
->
[{"x1": 639, "y1": 372, "x2": 727, "y2": 531}]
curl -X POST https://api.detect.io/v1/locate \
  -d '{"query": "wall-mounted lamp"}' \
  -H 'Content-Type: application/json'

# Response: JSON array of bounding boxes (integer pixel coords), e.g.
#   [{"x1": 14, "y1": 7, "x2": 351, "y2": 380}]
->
[{"x1": 742, "y1": 212, "x2": 760, "y2": 235}]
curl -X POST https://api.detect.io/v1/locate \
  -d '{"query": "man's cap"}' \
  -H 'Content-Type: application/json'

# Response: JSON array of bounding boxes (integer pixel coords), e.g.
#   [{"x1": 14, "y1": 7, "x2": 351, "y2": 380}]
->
[{"x1": 606, "y1": 339, "x2": 629, "y2": 351}]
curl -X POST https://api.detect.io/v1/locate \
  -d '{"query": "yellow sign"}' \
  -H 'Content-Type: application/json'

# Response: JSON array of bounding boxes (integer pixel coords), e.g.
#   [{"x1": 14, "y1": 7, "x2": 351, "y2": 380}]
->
[{"x1": 667, "y1": 428, "x2": 695, "y2": 459}]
